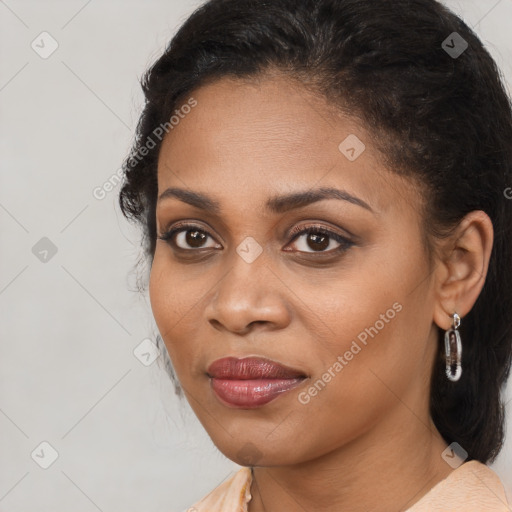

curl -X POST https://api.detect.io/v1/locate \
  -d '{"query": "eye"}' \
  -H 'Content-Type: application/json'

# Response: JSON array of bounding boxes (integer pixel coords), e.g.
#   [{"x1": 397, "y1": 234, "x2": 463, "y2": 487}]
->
[
  {"x1": 157, "y1": 223, "x2": 221, "y2": 250},
  {"x1": 285, "y1": 224, "x2": 354, "y2": 254},
  {"x1": 157, "y1": 222, "x2": 354, "y2": 255}
]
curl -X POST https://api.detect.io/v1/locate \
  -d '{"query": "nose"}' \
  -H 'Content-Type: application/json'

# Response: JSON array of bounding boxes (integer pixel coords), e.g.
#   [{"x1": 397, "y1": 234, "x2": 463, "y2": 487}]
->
[{"x1": 204, "y1": 254, "x2": 292, "y2": 335}]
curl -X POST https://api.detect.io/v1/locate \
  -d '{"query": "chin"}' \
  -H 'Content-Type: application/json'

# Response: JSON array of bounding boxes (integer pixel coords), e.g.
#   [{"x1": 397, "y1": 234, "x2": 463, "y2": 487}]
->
[{"x1": 214, "y1": 436, "x2": 299, "y2": 467}]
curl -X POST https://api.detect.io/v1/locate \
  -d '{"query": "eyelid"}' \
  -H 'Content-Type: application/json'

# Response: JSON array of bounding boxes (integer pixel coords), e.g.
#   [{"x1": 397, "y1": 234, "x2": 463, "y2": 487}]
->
[
  {"x1": 286, "y1": 222, "x2": 353, "y2": 243},
  {"x1": 157, "y1": 220, "x2": 354, "y2": 255},
  {"x1": 157, "y1": 221, "x2": 222, "y2": 249},
  {"x1": 285, "y1": 223, "x2": 354, "y2": 253}
]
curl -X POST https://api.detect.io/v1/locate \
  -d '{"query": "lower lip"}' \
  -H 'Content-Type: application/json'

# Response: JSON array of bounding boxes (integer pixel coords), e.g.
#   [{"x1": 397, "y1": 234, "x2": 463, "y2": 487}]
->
[{"x1": 210, "y1": 378, "x2": 305, "y2": 408}]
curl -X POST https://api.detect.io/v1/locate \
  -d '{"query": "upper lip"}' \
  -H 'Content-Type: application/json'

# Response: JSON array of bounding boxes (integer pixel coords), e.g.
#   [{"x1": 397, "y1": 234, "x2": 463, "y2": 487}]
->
[{"x1": 207, "y1": 356, "x2": 307, "y2": 380}]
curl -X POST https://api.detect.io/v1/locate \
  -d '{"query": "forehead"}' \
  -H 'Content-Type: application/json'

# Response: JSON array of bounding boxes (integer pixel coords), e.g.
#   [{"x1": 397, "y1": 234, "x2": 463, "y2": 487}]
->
[{"x1": 156, "y1": 74, "x2": 421, "y2": 217}]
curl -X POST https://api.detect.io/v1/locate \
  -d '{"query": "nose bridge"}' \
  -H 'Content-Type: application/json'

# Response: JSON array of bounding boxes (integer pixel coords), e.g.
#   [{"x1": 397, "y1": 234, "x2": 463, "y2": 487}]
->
[
  {"x1": 218, "y1": 241, "x2": 272, "y2": 308},
  {"x1": 206, "y1": 240, "x2": 289, "y2": 332}
]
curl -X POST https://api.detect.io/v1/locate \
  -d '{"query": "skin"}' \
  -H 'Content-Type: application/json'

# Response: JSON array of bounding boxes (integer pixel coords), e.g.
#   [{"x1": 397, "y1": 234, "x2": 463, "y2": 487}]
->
[{"x1": 149, "y1": 72, "x2": 494, "y2": 512}]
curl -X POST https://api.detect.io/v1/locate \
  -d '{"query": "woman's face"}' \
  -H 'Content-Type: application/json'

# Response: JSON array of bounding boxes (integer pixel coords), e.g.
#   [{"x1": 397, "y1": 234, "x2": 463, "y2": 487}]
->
[{"x1": 149, "y1": 73, "x2": 442, "y2": 466}]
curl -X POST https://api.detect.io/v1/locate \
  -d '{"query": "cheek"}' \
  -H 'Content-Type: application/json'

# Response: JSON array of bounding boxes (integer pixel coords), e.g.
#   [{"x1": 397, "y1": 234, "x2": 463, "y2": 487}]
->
[
  {"x1": 149, "y1": 249, "x2": 230, "y2": 386},
  {"x1": 310, "y1": 288, "x2": 432, "y2": 430},
  {"x1": 149, "y1": 251, "x2": 198, "y2": 325},
  {"x1": 298, "y1": 246, "x2": 430, "y2": 417},
  {"x1": 148, "y1": 253, "x2": 198, "y2": 366},
  {"x1": 320, "y1": 302, "x2": 406, "y2": 398},
  {"x1": 148, "y1": 254, "x2": 172, "y2": 333},
  {"x1": 285, "y1": 305, "x2": 415, "y2": 451}
]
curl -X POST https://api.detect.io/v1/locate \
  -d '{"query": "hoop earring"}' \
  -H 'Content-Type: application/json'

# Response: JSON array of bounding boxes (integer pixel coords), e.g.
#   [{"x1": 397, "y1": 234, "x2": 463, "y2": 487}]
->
[{"x1": 445, "y1": 312, "x2": 462, "y2": 382}]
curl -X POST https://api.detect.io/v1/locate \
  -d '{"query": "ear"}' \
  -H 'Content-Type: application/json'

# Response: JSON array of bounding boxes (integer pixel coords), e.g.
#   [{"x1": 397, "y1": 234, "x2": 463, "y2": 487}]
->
[{"x1": 432, "y1": 210, "x2": 494, "y2": 330}]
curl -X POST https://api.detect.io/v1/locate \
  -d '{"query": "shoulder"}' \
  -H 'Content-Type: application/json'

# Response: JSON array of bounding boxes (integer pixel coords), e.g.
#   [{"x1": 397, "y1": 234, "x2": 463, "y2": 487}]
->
[
  {"x1": 186, "y1": 466, "x2": 252, "y2": 512},
  {"x1": 407, "y1": 460, "x2": 510, "y2": 511}
]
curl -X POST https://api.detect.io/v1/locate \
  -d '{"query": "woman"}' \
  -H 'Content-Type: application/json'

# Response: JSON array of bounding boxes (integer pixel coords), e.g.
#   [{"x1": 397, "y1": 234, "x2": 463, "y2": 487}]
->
[{"x1": 118, "y1": 0, "x2": 512, "y2": 509}]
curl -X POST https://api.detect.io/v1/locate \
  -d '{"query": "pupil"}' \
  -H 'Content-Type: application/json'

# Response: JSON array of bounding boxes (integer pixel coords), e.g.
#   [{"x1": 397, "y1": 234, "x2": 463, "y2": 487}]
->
[
  {"x1": 308, "y1": 233, "x2": 329, "y2": 251},
  {"x1": 186, "y1": 230, "x2": 206, "y2": 248}
]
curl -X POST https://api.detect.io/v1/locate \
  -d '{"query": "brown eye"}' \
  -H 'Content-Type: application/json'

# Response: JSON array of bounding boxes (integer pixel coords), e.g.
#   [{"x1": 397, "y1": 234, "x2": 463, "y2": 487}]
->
[
  {"x1": 286, "y1": 226, "x2": 354, "y2": 254},
  {"x1": 157, "y1": 224, "x2": 221, "y2": 250},
  {"x1": 183, "y1": 229, "x2": 208, "y2": 248}
]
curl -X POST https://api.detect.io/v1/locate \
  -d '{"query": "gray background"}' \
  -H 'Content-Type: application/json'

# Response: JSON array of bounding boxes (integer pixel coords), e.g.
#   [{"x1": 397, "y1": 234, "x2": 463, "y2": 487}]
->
[{"x1": 0, "y1": 0, "x2": 511, "y2": 510}]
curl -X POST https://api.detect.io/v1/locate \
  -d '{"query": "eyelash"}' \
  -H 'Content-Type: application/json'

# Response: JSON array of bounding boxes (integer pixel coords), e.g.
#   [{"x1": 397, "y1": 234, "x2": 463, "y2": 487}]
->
[{"x1": 157, "y1": 222, "x2": 354, "y2": 255}]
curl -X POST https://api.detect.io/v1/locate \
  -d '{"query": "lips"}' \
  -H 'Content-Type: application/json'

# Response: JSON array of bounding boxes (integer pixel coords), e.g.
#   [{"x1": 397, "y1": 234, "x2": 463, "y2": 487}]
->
[
  {"x1": 207, "y1": 357, "x2": 307, "y2": 408},
  {"x1": 207, "y1": 357, "x2": 306, "y2": 380}
]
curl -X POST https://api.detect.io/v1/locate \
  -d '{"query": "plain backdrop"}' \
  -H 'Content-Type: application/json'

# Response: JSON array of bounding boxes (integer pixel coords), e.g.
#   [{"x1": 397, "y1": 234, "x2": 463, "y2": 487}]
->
[{"x1": 1, "y1": 0, "x2": 511, "y2": 510}]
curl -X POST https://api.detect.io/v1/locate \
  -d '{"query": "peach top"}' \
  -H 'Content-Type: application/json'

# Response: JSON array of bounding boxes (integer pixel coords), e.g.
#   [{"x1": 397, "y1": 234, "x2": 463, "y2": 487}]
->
[{"x1": 187, "y1": 461, "x2": 510, "y2": 511}]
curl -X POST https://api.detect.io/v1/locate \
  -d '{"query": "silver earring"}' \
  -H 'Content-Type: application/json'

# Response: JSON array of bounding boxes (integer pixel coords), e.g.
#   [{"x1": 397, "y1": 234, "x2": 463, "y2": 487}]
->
[{"x1": 445, "y1": 312, "x2": 462, "y2": 382}]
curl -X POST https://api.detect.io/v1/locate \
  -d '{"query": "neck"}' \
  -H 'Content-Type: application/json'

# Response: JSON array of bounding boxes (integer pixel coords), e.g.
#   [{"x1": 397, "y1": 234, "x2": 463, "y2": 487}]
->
[{"x1": 248, "y1": 409, "x2": 453, "y2": 512}]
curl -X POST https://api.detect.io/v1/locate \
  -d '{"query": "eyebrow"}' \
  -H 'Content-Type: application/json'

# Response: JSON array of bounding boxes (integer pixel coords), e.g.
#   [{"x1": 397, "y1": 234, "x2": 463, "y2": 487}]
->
[{"x1": 157, "y1": 186, "x2": 375, "y2": 214}]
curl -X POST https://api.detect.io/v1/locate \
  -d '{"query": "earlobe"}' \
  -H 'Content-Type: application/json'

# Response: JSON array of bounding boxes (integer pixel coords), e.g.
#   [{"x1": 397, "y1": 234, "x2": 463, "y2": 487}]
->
[{"x1": 432, "y1": 210, "x2": 494, "y2": 330}]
